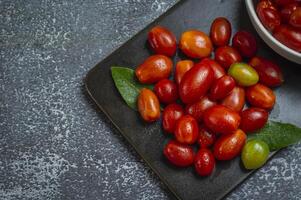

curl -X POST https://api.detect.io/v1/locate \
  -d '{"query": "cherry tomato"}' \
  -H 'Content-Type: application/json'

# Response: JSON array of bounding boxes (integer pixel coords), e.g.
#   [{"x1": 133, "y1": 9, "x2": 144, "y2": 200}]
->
[
  {"x1": 246, "y1": 83, "x2": 276, "y2": 110},
  {"x1": 215, "y1": 46, "x2": 242, "y2": 69},
  {"x1": 213, "y1": 129, "x2": 247, "y2": 160},
  {"x1": 240, "y1": 107, "x2": 269, "y2": 133},
  {"x1": 204, "y1": 105, "x2": 241, "y2": 135},
  {"x1": 137, "y1": 88, "x2": 160, "y2": 122},
  {"x1": 257, "y1": 1, "x2": 281, "y2": 31},
  {"x1": 280, "y1": 3, "x2": 299, "y2": 23},
  {"x1": 180, "y1": 30, "x2": 213, "y2": 58},
  {"x1": 175, "y1": 115, "x2": 199, "y2": 145},
  {"x1": 179, "y1": 62, "x2": 214, "y2": 104},
  {"x1": 273, "y1": 25, "x2": 301, "y2": 52},
  {"x1": 274, "y1": 0, "x2": 299, "y2": 7},
  {"x1": 185, "y1": 96, "x2": 216, "y2": 122},
  {"x1": 197, "y1": 127, "x2": 216, "y2": 148},
  {"x1": 135, "y1": 55, "x2": 173, "y2": 84},
  {"x1": 154, "y1": 79, "x2": 178, "y2": 104},
  {"x1": 162, "y1": 104, "x2": 184, "y2": 133},
  {"x1": 200, "y1": 58, "x2": 226, "y2": 81},
  {"x1": 221, "y1": 87, "x2": 246, "y2": 112},
  {"x1": 148, "y1": 26, "x2": 177, "y2": 57},
  {"x1": 194, "y1": 148, "x2": 215, "y2": 176},
  {"x1": 209, "y1": 75, "x2": 236, "y2": 101},
  {"x1": 289, "y1": 7, "x2": 301, "y2": 28},
  {"x1": 210, "y1": 17, "x2": 232, "y2": 46},
  {"x1": 175, "y1": 60, "x2": 194, "y2": 85},
  {"x1": 164, "y1": 140, "x2": 195, "y2": 167},
  {"x1": 232, "y1": 31, "x2": 257, "y2": 58},
  {"x1": 249, "y1": 56, "x2": 284, "y2": 87},
  {"x1": 228, "y1": 63, "x2": 259, "y2": 87}
]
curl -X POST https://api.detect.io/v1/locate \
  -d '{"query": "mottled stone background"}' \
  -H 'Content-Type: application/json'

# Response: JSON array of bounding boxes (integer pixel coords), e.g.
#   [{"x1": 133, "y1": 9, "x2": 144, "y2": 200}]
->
[{"x1": 0, "y1": 0, "x2": 300, "y2": 199}]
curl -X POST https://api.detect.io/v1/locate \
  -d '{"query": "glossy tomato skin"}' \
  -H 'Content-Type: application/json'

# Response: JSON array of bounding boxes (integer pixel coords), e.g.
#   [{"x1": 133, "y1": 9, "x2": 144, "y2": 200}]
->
[
  {"x1": 215, "y1": 46, "x2": 242, "y2": 69},
  {"x1": 162, "y1": 104, "x2": 184, "y2": 133},
  {"x1": 280, "y1": 3, "x2": 299, "y2": 23},
  {"x1": 204, "y1": 105, "x2": 241, "y2": 135},
  {"x1": 221, "y1": 86, "x2": 246, "y2": 112},
  {"x1": 249, "y1": 56, "x2": 284, "y2": 87},
  {"x1": 135, "y1": 55, "x2": 173, "y2": 84},
  {"x1": 232, "y1": 31, "x2": 257, "y2": 58},
  {"x1": 137, "y1": 88, "x2": 161, "y2": 122},
  {"x1": 257, "y1": 1, "x2": 281, "y2": 31},
  {"x1": 213, "y1": 129, "x2": 247, "y2": 160},
  {"x1": 240, "y1": 107, "x2": 269, "y2": 133},
  {"x1": 210, "y1": 17, "x2": 232, "y2": 46},
  {"x1": 164, "y1": 140, "x2": 195, "y2": 167},
  {"x1": 180, "y1": 30, "x2": 213, "y2": 58},
  {"x1": 290, "y1": 7, "x2": 301, "y2": 29},
  {"x1": 175, "y1": 60, "x2": 194, "y2": 85},
  {"x1": 185, "y1": 96, "x2": 216, "y2": 122},
  {"x1": 200, "y1": 58, "x2": 226, "y2": 81},
  {"x1": 246, "y1": 83, "x2": 276, "y2": 110},
  {"x1": 198, "y1": 127, "x2": 216, "y2": 148},
  {"x1": 154, "y1": 79, "x2": 178, "y2": 104},
  {"x1": 194, "y1": 148, "x2": 215, "y2": 176},
  {"x1": 148, "y1": 26, "x2": 177, "y2": 57},
  {"x1": 175, "y1": 115, "x2": 199, "y2": 144},
  {"x1": 179, "y1": 62, "x2": 214, "y2": 104},
  {"x1": 209, "y1": 75, "x2": 236, "y2": 101},
  {"x1": 273, "y1": 25, "x2": 301, "y2": 52}
]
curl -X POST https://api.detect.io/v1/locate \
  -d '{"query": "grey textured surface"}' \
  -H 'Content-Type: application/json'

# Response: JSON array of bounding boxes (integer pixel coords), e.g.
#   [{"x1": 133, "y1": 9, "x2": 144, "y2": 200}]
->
[{"x1": 0, "y1": 0, "x2": 300, "y2": 200}]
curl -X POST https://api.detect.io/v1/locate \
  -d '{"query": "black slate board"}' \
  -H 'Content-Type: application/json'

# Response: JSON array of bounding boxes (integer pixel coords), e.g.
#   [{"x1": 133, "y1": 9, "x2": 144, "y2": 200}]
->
[{"x1": 85, "y1": 0, "x2": 301, "y2": 199}]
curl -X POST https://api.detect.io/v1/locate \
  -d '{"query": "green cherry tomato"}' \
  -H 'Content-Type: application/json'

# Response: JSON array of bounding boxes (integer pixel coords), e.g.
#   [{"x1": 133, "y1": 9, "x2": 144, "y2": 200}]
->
[
  {"x1": 241, "y1": 139, "x2": 270, "y2": 170},
  {"x1": 228, "y1": 63, "x2": 259, "y2": 86}
]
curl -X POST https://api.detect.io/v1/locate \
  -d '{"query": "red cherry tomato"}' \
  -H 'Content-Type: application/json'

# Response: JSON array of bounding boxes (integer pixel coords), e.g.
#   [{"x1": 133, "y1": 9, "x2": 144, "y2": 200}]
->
[
  {"x1": 209, "y1": 75, "x2": 236, "y2": 101},
  {"x1": 197, "y1": 127, "x2": 216, "y2": 148},
  {"x1": 240, "y1": 107, "x2": 269, "y2": 133},
  {"x1": 180, "y1": 30, "x2": 213, "y2": 58},
  {"x1": 257, "y1": 1, "x2": 281, "y2": 31},
  {"x1": 148, "y1": 26, "x2": 177, "y2": 57},
  {"x1": 185, "y1": 96, "x2": 216, "y2": 122},
  {"x1": 249, "y1": 56, "x2": 284, "y2": 87},
  {"x1": 175, "y1": 115, "x2": 199, "y2": 145},
  {"x1": 213, "y1": 129, "x2": 247, "y2": 160},
  {"x1": 154, "y1": 79, "x2": 178, "y2": 104},
  {"x1": 280, "y1": 3, "x2": 299, "y2": 23},
  {"x1": 210, "y1": 17, "x2": 232, "y2": 46},
  {"x1": 232, "y1": 31, "x2": 257, "y2": 58},
  {"x1": 194, "y1": 148, "x2": 215, "y2": 176},
  {"x1": 246, "y1": 83, "x2": 276, "y2": 110},
  {"x1": 137, "y1": 88, "x2": 161, "y2": 122},
  {"x1": 175, "y1": 60, "x2": 194, "y2": 85},
  {"x1": 162, "y1": 104, "x2": 184, "y2": 133},
  {"x1": 204, "y1": 105, "x2": 241, "y2": 135},
  {"x1": 273, "y1": 25, "x2": 301, "y2": 52},
  {"x1": 289, "y1": 7, "x2": 301, "y2": 29},
  {"x1": 179, "y1": 62, "x2": 214, "y2": 104},
  {"x1": 275, "y1": 0, "x2": 299, "y2": 7},
  {"x1": 215, "y1": 46, "x2": 242, "y2": 69},
  {"x1": 221, "y1": 87, "x2": 246, "y2": 112},
  {"x1": 135, "y1": 55, "x2": 173, "y2": 84},
  {"x1": 164, "y1": 140, "x2": 195, "y2": 167},
  {"x1": 199, "y1": 58, "x2": 226, "y2": 81}
]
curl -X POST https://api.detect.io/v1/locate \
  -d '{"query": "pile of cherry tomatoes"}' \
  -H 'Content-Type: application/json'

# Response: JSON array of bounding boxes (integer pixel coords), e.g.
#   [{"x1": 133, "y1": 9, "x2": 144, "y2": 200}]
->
[
  {"x1": 256, "y1": 0, "x2": 301, "y2": 52},
  {"x1": 135, "y1": 17, "x2": 284, "y2": 176}
]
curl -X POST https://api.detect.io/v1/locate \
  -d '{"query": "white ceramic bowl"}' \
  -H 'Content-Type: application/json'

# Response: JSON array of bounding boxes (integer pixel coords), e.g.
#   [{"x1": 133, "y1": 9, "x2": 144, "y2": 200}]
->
[{"x1": 245, "y1": 0, "x2": 301, "y2": 64}]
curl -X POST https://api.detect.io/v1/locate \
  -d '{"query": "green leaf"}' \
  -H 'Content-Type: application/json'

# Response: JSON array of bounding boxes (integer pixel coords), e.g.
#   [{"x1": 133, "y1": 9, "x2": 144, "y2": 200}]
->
[
  {"x1": 248, "y1": 121, "x2": 301, "y2": 151},
  {"x1": 111, "y1": 66, "x2": 153, "y2": 110}
]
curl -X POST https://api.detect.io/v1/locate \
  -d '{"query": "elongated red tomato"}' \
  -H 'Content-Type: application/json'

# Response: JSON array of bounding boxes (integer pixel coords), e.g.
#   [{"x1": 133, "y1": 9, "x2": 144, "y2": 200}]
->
[
  {"x1": 221, "y1": 86, "x2": 246, "y2": 112},
  {"x1": 204, "y1": 105, "x2": 241, "y2": 135},
  {"x1": 215, "y1": 46, "x2": 242, "y2": 69},
  {"x1": 210, "y1": 17, "x2": 232, "y2": 46},
  {"x1": 137, "y1": 88, "x2": 161, "y2": 122},
  {"x1": 179, "y1": 62, "x2": 214, "y2": 104},
  {"x1": 185, "y1": 96, "x2": 216, "y2": 122},
  {"x1": 135, "y1": 55, "x2": 173, "y2": 84},
  {"x1": 273, "y1": 25, "x2": 301, "y2": 52},
  {"x1": 162, "y1": 104, "x2": 184, "y2": 133},
  {"x1": 257, "y1": 1, "x2": 281, "y2": 31},
  {"x1": 148, "y1": 26, "x2": 177, "y2": 57},
  {"x1": 200, "y1": 58, "x2": 226, "y2": 81},
  {"x1": 209, "y1": 75, "x2": 236, "y2": 101},
  {"x1": 232, "y1": 31, "x2": 257, "y2": 58},
  {"x1": 246, "y1": 83, "x2": 276, "y2": 110},
  {"x1": 175, "y1": 60, "x2": 194, "y2": 85},
  {"x1": 289, "y1": 7, "x2": 301, "y2": 29},
  {"x1": 164, "y1": 140, "x2": 195, "y2": 167},
  {"x1": 154, "y1": 79, "x2": 178, "y2": 104},
  {"x1": 240, "y1": 108, "x2": 269, "y2": 133},
  {"x1": 198, "y1": 127, "x2": 216, "y2": 148},
  {"x1": 175, "y1": 115, "x2": 199, "y2": 144},
  {"x1": 214, "y1": 129, "x2": 247, "y2": 160},
  {"x1": 194, "y1": 148, "x2": 215, "y2": 176}
]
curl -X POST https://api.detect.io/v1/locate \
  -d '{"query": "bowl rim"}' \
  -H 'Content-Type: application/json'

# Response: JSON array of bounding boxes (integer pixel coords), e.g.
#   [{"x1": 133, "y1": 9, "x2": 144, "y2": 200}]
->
[{"x1": 245, "y1": 0, "x2": 301, "y2": 58}]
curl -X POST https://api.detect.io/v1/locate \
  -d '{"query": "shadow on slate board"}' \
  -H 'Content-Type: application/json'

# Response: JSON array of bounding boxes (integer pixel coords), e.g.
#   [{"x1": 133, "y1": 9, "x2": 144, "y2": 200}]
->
[{"x1": 84, "y1": 0, "x2": 301, "y2": 199}]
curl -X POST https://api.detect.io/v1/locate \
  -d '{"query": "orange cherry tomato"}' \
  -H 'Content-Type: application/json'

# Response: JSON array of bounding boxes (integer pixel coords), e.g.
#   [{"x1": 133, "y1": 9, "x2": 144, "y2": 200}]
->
[
  {"x1": 210, "y1": 17, "x2": 232, "y2": 46},
  {"x1": 175, "y1": 60, "x2": 194, "y2": 85},
  {"x1": 221, "y1": 86, "x2": 246, "y2": 112},
  {"x1": 137, "y1": 88, "x2": 161, "y2": 122},
  {"x1": 246, "y1": 83, "x2": 276, "y2": 110}
]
